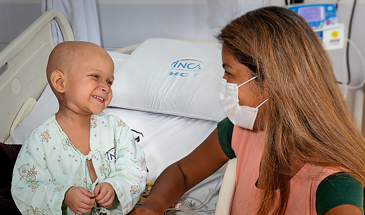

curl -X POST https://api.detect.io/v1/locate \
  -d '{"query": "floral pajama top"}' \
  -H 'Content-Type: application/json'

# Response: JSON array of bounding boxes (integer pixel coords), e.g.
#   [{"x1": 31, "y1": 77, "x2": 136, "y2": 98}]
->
[{"x1": 11, "y1": 112, "x2": 147, "y2": 215}]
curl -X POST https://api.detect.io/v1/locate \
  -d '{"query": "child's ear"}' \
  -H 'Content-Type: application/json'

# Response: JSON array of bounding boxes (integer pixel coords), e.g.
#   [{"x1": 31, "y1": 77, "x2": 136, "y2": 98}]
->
[{"x1": 50, "y1": 70, "x2": 65, "y2": 93}]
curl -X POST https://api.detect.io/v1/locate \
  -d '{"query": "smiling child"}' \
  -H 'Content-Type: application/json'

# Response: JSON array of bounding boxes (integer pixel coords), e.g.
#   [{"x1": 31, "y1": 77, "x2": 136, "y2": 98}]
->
[{"x1": 11, "y1": 41, "x2": 147, "y2": 215}]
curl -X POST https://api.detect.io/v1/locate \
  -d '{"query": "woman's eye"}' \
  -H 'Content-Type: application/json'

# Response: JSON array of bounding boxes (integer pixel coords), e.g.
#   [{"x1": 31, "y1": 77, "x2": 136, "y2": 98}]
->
[{"x1": 225, "y1": 71, "x2": 231, "y2": 76}]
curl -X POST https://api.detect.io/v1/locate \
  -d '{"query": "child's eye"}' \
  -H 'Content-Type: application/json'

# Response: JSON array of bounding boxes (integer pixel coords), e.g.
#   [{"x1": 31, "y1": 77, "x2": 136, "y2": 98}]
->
[
  {"x1": 107, "y1": 80, "x2": 113, "y2": 86},
  {"x1": 90, "y1": 74, "x2": 98, "y2": 79}
]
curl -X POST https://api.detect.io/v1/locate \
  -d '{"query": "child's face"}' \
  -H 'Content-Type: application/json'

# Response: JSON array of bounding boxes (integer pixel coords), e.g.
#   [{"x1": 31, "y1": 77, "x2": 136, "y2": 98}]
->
[{"x1": 63, "y1": 50, "x2": 114, "y2": 115}]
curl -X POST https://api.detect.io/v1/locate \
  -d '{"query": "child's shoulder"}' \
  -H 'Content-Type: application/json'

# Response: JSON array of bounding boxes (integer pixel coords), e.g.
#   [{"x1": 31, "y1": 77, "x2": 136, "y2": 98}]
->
[
  {"x1": 26, "y1": 114, "x2": 56, "y2": 142},
  {"x1": 95, "y1": 112, "x2": 127, "y2": 127},
  {"x1": 96, "y1": 112, "x2": 120, "y2": 121}
]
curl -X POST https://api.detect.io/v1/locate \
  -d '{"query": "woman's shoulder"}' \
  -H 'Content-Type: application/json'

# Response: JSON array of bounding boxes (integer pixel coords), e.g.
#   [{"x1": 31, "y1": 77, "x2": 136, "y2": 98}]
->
[
  {"x1": 217, "y1": 117, "x2": 235, "y2": 158},
  {"x1": 316, "y1": 172, "x2": 364, "y2": 215}
]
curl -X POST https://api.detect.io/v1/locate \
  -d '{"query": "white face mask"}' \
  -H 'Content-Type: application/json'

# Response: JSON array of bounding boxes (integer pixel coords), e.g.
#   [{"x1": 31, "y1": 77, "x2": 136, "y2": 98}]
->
[{"x1": 218, "y1": 77, "x2": 268, "y2": 130}]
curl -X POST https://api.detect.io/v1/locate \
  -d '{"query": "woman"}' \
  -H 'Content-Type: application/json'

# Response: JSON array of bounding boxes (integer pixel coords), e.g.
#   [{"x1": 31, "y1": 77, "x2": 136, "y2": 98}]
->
[{"x1": 131, "y1": 6, "x2": 365, "y2": 215}]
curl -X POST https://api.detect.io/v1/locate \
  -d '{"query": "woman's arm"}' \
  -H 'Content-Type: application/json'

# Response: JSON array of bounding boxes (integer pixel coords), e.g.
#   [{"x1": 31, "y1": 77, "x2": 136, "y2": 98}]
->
[
  {"x1": 324, "y1": 205, "x2": 362, "y2": 215},
  {"x1": 130, "y1": 128, "x2": 229, "y2": 214}
]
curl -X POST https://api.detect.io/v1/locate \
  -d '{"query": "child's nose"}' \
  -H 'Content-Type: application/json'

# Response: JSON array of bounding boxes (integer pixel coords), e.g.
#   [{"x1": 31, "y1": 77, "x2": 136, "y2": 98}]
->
[{"x1": 100, "y1": 84, "x2": 110, "y2": 93}]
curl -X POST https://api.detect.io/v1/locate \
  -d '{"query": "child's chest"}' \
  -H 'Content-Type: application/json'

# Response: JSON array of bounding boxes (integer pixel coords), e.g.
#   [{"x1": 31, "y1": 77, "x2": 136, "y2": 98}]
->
[
  {"x1": 64, "y1": 127, "x2": 91, "y2": 155},
  {"x1": 42, "y1": 130, "x2": 114, "y2": 185},
  {"x1": 69, "y1": 135, "x2": 90, "y2": 155}
]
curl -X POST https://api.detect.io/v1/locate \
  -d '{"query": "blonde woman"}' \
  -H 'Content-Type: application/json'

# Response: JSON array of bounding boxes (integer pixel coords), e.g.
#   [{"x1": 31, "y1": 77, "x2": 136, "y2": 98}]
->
[{"x1": 131, "y1": 6, "x2": 365, "y2": 215}]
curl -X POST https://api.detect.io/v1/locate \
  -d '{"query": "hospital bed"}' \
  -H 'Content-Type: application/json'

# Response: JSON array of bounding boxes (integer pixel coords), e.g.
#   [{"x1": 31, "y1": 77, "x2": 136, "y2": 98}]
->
[{"x1": 0, "y1": 9, "x2": 235, "y2": 214}]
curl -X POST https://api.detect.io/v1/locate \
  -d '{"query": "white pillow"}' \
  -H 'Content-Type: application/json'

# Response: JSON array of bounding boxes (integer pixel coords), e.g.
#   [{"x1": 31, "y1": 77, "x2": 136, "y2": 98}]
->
[
  {"x1": 109, "y1": 38, "x2": 226, "y2": 122},
  {"x1": 108, "y1": 51, "x2": 130, "y2": 72}
]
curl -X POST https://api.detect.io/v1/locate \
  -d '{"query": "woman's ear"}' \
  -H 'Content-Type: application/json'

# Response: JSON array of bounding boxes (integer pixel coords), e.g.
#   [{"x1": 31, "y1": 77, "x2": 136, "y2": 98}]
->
[{"x1": 50, "y1": 70, "x2": 65, "y2": 93}]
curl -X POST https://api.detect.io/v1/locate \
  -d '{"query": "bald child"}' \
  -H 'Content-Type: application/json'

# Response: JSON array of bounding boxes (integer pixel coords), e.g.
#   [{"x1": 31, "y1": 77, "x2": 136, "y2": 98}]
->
[{"x1": 11, "y1": 41, "x2": 147, "y2": 215}]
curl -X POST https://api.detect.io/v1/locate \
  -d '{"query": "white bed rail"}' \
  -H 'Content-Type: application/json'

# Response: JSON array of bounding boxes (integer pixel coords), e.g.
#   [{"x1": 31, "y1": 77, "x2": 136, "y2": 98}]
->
[
  {"x1": 215, "y1": 158, "x2": 236, "y2": 214},
  {"x1": 0, "y1": 9, "x2": 74, "y2": 143}
]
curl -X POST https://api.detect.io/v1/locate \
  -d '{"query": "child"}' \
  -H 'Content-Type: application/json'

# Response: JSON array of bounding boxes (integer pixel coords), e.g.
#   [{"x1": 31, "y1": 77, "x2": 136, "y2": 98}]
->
[{"x1": 11, "y1": 41, "x2": 147, "y2": 215}]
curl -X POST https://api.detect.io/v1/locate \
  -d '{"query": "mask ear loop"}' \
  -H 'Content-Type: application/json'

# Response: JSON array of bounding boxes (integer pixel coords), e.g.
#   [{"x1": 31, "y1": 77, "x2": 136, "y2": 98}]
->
[
  {"x1": 236, "y1": 75, "x2": 267, "y2": 109},
  {"x1": 238, "y1": 76, "x2": 258, "y2": 88},
  {"x1": 256, "y1": 98, "x2": 269, "y2": 109}
]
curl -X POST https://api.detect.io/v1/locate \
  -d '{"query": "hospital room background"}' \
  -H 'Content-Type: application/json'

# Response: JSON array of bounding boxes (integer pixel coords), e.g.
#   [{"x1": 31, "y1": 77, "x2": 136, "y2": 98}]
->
[
  {"x1": 1, "y1": 0, "x2": 365, "y2": 121},
  {"x1": 1, "y1": 0, "x2": 365, "y2": 214}
]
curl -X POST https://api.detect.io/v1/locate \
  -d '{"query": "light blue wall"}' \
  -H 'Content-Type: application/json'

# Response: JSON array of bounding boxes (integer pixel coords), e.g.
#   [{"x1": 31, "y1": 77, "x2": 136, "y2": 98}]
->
[
  {"x1": 97, "y1": 3, "x2": 211, "y2": 50},
  {"x1": 0, "y1": 1, "x2": 41, "y2": 52}
]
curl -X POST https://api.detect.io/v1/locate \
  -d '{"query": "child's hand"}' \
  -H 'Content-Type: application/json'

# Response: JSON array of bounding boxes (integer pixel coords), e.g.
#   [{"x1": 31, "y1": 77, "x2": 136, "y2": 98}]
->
[
  {"x1": 94, "y1": 182, "x2": 115, "y2": 208},
  {"x1": 64, "y1": 186, "x2": 96, "y2": 215}
]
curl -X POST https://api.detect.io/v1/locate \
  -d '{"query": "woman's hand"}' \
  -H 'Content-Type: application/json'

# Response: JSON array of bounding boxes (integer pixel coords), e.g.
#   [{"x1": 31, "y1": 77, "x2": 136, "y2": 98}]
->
[
  {"x1": 129, "y1": 128, "x2": 228, "y2": 215},
  {"x1": 128, "y1": 206, "x2": 162, "y2": 215}
]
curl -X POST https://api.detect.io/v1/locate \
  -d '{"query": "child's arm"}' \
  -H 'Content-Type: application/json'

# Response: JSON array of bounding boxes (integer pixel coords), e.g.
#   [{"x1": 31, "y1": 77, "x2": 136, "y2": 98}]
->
[
  {"x1": 102, "y1": 122, "x2": 148, "y2": 214},
  {"x1": 11, "y1": 137, "x2": 74, "y2": 214}
]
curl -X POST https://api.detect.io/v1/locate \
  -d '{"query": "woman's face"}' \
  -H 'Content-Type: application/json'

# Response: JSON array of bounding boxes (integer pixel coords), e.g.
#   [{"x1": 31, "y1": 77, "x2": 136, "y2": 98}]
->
[
  {"x1": 222, "y1": 48, "x2": 269, "y2": 131},
  {"x1": 222, "y1": 48, "x2": 265, "y2": 108}
]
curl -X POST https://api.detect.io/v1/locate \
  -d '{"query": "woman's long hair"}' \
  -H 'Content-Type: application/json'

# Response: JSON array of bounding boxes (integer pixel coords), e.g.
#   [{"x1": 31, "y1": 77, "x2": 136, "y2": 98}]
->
[{"x1": 217, "y1": 6, "x2": 365, "y2": 215}]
